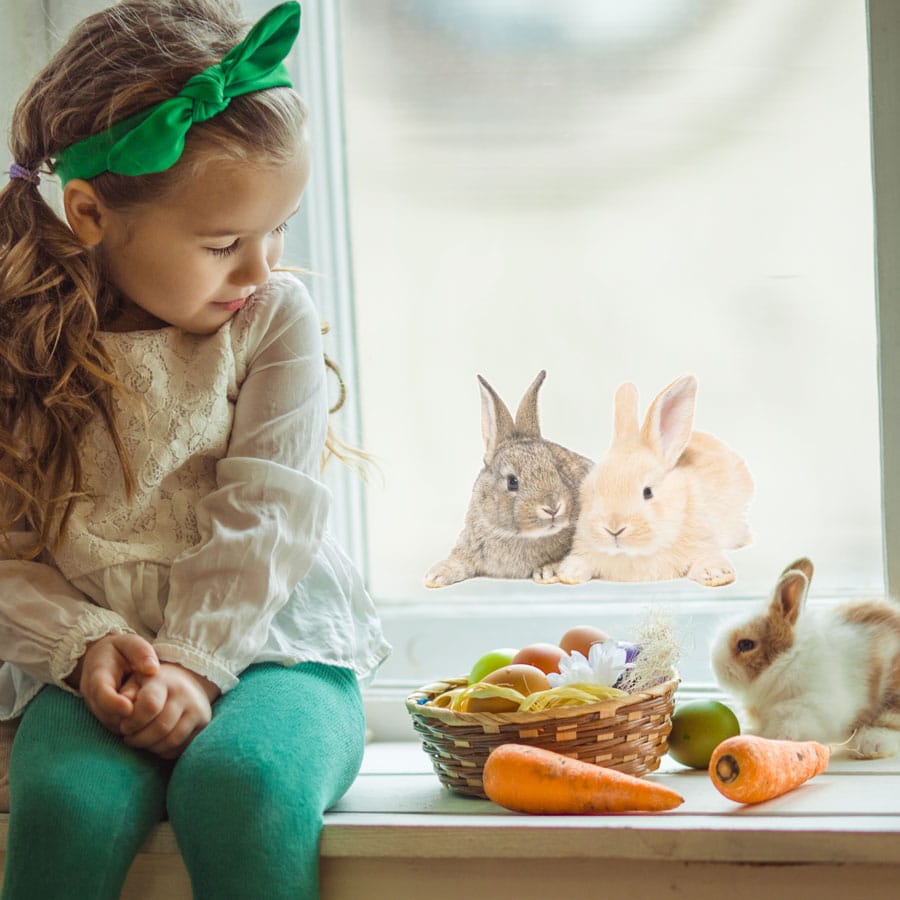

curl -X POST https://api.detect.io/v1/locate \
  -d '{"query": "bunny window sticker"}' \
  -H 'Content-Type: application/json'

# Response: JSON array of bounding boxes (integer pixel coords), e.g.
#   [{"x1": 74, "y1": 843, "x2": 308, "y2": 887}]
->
[{"x1": 424, "y1": 372, "x2": 754, "y2": 588}]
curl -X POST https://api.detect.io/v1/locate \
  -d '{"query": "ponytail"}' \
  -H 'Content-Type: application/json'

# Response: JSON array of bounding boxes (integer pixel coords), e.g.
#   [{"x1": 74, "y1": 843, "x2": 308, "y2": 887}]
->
[{"x1": 0, "y1": 171, "x2": 135, "y2": 558}]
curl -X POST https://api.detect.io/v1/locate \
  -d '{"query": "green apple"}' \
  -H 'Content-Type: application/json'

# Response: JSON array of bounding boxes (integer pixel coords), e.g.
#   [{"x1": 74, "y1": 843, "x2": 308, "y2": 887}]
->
[
  {"x1": 468, "y1": 648, "x2": 518, "y2": 684},
  {"x1": 668, "y1": 700, "x2": 741, "y2": 769}
]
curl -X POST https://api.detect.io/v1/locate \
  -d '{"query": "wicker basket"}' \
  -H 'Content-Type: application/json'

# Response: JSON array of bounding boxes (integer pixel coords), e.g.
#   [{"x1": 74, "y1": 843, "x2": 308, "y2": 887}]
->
[{"x1": 406, "y1": 674, "x2": 678, "y2": 798}]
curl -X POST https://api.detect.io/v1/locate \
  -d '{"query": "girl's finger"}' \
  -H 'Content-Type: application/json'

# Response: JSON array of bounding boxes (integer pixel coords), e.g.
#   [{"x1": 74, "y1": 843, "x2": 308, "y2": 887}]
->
[
  {"x1": 122, "y1": 709, "x2": 182, "y2": 749},
  {"x1": 120, "y1": 679, "x2": 141, "y2": 703},
  {"x1": 120, "y1": 680, "x2": 169, "y2": 735},
  {"x1": 116, "y1": 634, "x2": 160, "y2": 677},
  {"x1": 84, "y1": 697, "x2": 130, "y2": 736},
  {"x1": 149, "y1": 715, "x2": 203, "y2": 759},
  {"x1": 84, "y1": 669, "x2": 134, "y2": 719}
]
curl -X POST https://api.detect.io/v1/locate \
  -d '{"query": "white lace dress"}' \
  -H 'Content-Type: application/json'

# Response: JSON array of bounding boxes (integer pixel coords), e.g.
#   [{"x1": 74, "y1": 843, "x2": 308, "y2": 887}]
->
[{"x1": 0, "y1": 273, "x2": 390, "y2": 719}]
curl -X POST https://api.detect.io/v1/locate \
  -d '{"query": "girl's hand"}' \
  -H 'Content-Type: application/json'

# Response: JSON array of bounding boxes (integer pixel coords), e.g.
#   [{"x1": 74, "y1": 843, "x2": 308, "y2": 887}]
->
[
  {"x1": 120, "y1": 663, "x2": 221, "y2": 759},
  {"x1": 68, "y1": 633, "x2": 159, "y2": 734}
]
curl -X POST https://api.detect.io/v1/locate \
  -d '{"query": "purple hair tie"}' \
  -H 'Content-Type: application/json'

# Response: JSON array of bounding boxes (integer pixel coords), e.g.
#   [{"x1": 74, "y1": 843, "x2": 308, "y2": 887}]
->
[{"x1": 9, "y1": 163, "x2": 41, "y2": 186}]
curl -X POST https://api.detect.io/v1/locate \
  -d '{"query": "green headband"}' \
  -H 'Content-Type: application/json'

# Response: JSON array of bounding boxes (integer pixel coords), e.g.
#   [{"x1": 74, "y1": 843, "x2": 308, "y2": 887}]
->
[{"x1": 54, "y1": 1, "x2": 301, "y2": 185}]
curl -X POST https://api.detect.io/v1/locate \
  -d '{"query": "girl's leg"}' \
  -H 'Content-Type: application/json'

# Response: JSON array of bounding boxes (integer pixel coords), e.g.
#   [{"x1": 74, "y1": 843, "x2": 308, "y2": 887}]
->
[
  {"x1": 167, "y1": 662, "x2": 365, "y2": 900},
  {"x1": 1, "y1": 687, "x2": 169, "y2": 900}
]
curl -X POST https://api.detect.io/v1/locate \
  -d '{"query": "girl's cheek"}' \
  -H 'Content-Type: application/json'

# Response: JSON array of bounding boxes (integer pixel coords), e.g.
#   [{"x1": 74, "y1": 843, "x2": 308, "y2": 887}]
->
[{"x1": 268, "y1": 235, "x2": 285, "y2": 266}]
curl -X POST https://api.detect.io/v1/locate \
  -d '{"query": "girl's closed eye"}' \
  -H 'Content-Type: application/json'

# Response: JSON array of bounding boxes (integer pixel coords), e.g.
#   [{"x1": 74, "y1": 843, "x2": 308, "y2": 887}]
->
[
  {"x1": 209, "y1": 240, "x2": 239, "y2": 258},
  {"x1": 206, "y1": 221, "x2": 289, "y2": 258}
]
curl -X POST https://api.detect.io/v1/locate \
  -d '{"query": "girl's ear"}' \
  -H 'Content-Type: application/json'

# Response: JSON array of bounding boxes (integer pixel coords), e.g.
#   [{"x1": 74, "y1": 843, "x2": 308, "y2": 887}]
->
[{"x1": 63, "y1": 179, "x2": 109, "y2": 246}]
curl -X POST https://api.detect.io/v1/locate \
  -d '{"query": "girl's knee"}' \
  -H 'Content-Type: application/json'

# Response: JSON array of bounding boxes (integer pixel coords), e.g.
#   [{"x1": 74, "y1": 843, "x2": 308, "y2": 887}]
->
[{"x1": 169, "y1": 741, "x2": 324, "y2": 826}]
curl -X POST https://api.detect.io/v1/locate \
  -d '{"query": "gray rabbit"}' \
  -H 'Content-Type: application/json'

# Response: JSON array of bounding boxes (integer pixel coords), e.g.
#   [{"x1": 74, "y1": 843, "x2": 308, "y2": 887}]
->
[{"x1": 425, "y1": 371, "x2": 593, "y2": 587}]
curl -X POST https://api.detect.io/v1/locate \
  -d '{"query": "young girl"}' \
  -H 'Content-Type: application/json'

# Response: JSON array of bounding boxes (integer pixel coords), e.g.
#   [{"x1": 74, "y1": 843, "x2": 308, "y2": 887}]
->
[{"x1": 0, "y1": 2, "x2": 390, "y2": 897}]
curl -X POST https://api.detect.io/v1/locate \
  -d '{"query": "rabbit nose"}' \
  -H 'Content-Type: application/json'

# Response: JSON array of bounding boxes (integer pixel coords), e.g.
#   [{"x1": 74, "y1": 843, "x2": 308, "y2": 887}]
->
[
  {"x1": 606, "y1": 526, "x2": 627, "y2": 538},
  {"x1": 543, "y1": 502, "x2": 562, "y2": 519}
]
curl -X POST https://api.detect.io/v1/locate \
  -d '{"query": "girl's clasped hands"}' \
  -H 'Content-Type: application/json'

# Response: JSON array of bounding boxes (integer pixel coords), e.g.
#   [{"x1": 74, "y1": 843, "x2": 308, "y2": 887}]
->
[{"x1": 69, "y1": 634, "x2": 220, "y2": 759}]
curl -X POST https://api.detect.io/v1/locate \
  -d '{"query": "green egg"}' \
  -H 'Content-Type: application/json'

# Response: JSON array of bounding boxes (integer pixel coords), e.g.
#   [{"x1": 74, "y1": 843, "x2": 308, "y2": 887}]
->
[
  {"x1": 668, "y1": 700, "x2": 741, "y2": 769},
  {"x1": 468, "y1": 648, "x2": 518, "y2": 684}
]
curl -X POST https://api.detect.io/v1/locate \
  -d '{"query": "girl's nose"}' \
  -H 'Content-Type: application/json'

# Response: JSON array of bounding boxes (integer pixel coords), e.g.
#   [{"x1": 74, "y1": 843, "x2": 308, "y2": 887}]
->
[{"x1": 231, "y1": 245, "x2": 271, "y2": 288}]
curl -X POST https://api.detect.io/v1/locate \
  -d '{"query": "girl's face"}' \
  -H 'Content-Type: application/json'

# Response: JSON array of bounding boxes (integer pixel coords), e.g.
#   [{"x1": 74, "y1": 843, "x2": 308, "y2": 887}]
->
[{"x1": 98, "y1": 150, "x2": 310, "y2": 334}]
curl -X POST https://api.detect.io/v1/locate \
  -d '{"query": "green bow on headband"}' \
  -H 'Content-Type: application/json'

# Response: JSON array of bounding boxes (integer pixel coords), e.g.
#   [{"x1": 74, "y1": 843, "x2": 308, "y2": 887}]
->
[{"x1": 54, "y1": 1, "x2": 301, "y2": 185}]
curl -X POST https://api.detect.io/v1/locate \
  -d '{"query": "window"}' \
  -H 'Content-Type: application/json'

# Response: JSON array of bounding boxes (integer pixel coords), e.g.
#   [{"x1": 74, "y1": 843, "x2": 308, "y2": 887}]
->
[
  {"x1": 326, "y1": 0, "x2": 893, "y2": 705},
  {"x1": 5, "y1": 1, "x2": 894, "y2": 713}
]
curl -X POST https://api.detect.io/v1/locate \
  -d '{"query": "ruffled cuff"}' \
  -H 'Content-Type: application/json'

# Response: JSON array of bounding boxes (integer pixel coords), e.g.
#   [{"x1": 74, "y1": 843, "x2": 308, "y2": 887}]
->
[
  {"x1": 153, "y1": 638, "x2": 240, "y2": 694},
  {"x1": 49, "y1": 606, "x2": 137, "y2": 693}
]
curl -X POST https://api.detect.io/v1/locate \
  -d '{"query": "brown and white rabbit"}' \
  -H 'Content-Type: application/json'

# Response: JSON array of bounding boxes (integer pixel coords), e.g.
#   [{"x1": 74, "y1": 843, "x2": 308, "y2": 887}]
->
[
  {"x1": 554, "y1": 374, "x2": 753, "y2": 586},
  {"x1": 424, "y1": 371, "x2": 593, "y2": 587},
  {"x1": 712, "y1": 558, "x2": 900, "y2": 758}
]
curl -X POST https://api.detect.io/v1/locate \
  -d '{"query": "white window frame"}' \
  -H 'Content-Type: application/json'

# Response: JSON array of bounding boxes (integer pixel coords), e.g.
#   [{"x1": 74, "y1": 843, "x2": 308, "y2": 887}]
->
[
  {"x1": 869, "y1": 0, "x2": 900, "y2": 596},
  {"x1": 276, "y1": 0, "x2": 369, "y2": 571}
]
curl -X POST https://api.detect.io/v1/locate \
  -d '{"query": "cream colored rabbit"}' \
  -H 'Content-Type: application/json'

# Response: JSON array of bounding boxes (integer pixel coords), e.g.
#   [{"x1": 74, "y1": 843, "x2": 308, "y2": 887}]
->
[{"x1": 555, "y1": 374, "x2": 753, "y2": 586}]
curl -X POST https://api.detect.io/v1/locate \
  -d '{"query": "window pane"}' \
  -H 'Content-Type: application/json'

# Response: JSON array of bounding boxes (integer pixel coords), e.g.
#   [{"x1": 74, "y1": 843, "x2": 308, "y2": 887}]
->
[{"x1": 339, "y1": 0, "x2": 882, "y2": 600}]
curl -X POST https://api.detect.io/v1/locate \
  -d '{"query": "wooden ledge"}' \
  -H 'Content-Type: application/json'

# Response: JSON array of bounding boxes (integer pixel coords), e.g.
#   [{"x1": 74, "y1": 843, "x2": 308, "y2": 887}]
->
[{"x1": 2, "y1": 742, "x2": 900, "y2": 899}]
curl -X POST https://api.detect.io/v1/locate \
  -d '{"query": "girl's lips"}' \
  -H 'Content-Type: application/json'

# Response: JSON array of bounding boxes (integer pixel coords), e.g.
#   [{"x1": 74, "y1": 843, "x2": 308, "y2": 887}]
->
[{"x1": 214, "y1": 296, "x2": 249, "y2": 312}]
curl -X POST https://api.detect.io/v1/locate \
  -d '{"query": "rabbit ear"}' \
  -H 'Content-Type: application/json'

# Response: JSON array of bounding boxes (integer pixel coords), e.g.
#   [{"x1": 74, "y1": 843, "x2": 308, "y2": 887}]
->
[
  {"x1": 769, "y1": 568, "x2": 809, "y2": 626},
  {"x1": 478, "y1": 375, "x2": 515, "y2": 461},
  {"x1": 641, "y1": 374, "x2": 697, "y2": 468},
  {"x1": 613, "y1": 382, "x2": 640, "y2": 442},
  {"x1": 780, "y1": 557, "x2": 814, "y2": 585},
  {"x1": 513, "y1": 370, "x2": 546, "y2": 439}
]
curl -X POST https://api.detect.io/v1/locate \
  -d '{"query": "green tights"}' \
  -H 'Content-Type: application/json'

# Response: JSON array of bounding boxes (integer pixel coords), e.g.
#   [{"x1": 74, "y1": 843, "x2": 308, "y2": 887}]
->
[{"x1": 2, "y1": 662, "x2": 365, "y2": 900}]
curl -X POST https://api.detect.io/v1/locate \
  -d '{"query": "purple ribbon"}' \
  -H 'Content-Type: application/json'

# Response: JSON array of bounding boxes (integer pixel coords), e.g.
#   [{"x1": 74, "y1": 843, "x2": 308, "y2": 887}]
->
[{"x1": 9, "y1": 163, "x2": 40, "y2": 185}]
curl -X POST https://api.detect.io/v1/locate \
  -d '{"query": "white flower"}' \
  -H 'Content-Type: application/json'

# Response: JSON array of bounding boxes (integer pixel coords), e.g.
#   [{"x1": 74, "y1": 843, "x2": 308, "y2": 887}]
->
[{"x1": 548, "y1": 641, "x2": 627, "y2": 688}]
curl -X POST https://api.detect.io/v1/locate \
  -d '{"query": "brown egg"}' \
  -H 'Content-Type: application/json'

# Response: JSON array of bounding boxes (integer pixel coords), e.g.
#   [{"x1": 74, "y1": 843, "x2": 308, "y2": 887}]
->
[
  {"x1": 559, "y1": 625, "x2": 610, "y2": 657},
  {"x1": 467, "y1": 664, "x2": 551, "y2": 712},
  {"x1": 482, "y1": 663, "x2": 551, "y2": 694},
  {"x1": 511, "y1": 643, "x2": 567, "y2": 675}
]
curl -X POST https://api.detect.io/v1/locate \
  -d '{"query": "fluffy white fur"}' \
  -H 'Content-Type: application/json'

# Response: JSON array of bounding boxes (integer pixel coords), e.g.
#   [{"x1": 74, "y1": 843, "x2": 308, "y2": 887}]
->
[{"x1": 711, "y1": 558, "x2": 900, "y2": 758}]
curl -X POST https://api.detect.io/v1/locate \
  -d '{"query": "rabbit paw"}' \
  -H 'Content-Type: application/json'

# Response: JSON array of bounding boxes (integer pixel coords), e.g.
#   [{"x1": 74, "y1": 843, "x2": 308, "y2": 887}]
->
[
  {"x1": 850, "y1": 727, "x2": 900, "y2": 759},
  {"x1": 554, "y1": 556, "x2": 594, "y2": 585},
  {"x1": 687, "y1": 559, "x2": 736, "y2": 587},
  {"x1": 424, "y1": 557, "x2": 474, "y2": 588},
  {"x1": 532, "y1": 564, "x2": 561, "y2": 584}
]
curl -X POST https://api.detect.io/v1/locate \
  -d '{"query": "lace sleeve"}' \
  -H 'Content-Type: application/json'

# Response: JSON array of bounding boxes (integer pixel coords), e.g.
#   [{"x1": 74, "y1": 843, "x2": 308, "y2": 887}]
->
[
  {"x1": 153, "y1": 276, "x2": 332, "y2": 690},
  {"x1": 0, "y1": 531, "x2": 137, "y2": 691}
]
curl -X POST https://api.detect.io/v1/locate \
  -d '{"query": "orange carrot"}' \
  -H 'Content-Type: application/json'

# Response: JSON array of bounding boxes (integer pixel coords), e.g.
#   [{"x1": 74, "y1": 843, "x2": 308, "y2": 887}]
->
[
  {"x1": 709, "y1": 735, "x2": 830, "y2": 804},
  {"x1": 482, "y1": 743, "x2": 684, "y2": 814}
]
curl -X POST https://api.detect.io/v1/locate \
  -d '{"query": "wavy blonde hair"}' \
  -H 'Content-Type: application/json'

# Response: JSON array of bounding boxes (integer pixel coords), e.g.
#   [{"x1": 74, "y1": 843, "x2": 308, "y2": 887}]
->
[{"x1": 0, "y1": 0, "x2": 356, "y2": 559}]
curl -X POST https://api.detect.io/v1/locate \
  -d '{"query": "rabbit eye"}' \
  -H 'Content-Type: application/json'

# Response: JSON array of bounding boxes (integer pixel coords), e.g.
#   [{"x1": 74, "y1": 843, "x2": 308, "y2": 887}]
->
[
  {"x1": 736, "y1": 638, "x2": 756, "y2": 653},
  {"x1": 643, "y1": 486, "x2": 653, "y2": 500},
  {"x1": 506, "y1": 475, "x2": 519, "y2": 492}
]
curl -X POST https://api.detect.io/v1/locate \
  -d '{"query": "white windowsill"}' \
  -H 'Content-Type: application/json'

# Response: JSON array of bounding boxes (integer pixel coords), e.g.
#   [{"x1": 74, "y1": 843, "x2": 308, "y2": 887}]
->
[{"x1": 338, "y1": 738, "x2": 900, "y2": 842}]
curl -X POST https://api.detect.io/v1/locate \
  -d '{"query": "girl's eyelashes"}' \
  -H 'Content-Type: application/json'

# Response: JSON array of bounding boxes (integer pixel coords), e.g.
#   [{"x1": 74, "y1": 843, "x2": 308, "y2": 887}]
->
[
  {"x1": 206, "y1": 222, "x2": 289, "y2": 258},
  {"x1": 209, "y1": 241, "x2": 239, "y2": 258}
]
